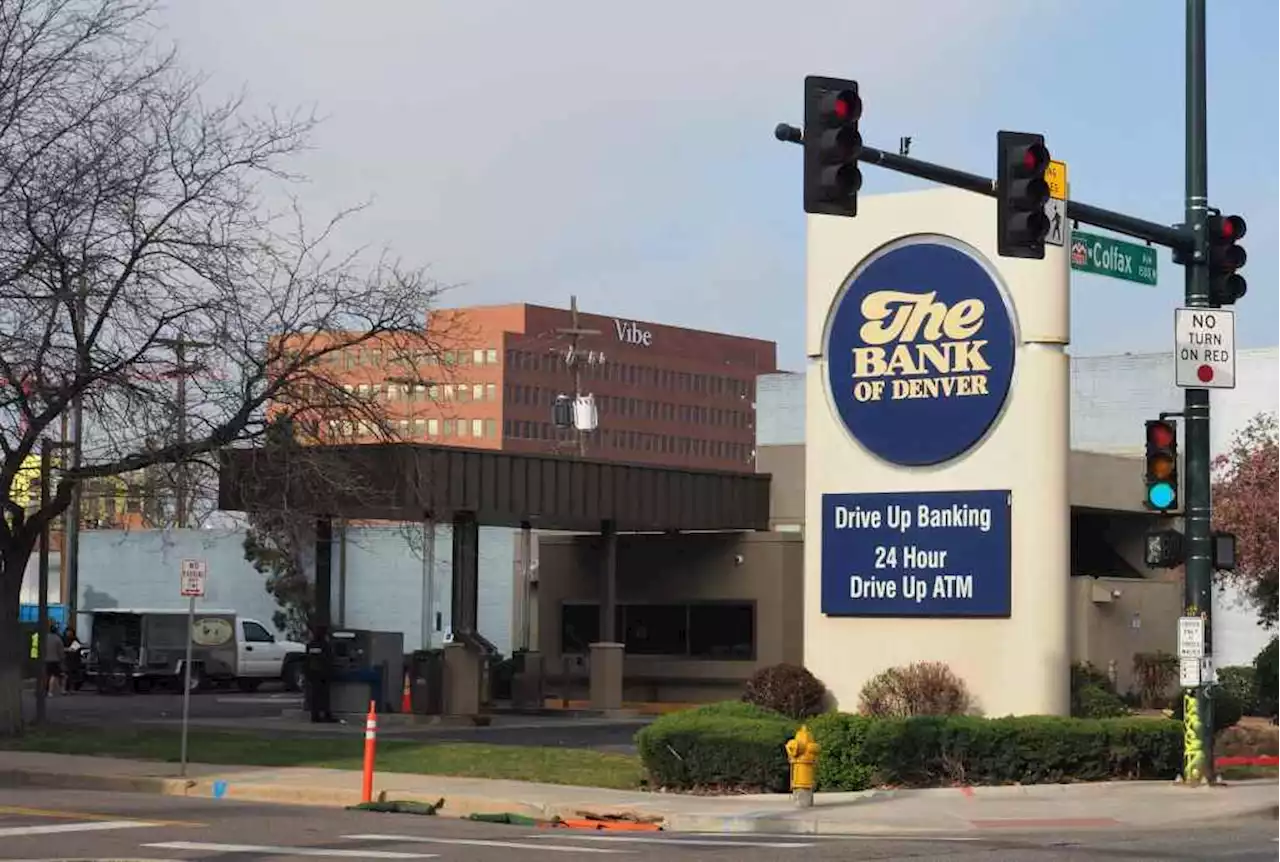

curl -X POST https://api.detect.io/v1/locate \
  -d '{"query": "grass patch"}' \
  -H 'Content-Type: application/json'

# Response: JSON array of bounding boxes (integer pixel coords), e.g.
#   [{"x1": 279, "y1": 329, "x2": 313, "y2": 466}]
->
[{"x1": 1, "y1": 727, "x2": 644, "y2": 790}]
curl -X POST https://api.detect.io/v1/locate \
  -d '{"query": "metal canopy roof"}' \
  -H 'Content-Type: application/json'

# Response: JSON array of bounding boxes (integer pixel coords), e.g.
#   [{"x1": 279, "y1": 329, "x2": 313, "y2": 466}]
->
[{"x1": 218, "y1": 443, "x2": 771, "y2": 533}]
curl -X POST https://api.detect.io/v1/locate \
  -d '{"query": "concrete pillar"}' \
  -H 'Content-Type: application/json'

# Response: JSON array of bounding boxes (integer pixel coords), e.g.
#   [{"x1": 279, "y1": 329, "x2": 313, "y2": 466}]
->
[
  {"x1": 314, "y1": 516, "x2": 333, "y2": 632},
  {"x1": 588, "y1": 642, "x2": 624, "y2": 711},
  {"x1": 443, "y1": 642, "x2": 481, "y2": 717},
  {"x1": 599, "y1": 520, "x2": 618, "y2": 643},
  {"x1": 450, "y1": 511, "x2": 479, "y2": 636}
]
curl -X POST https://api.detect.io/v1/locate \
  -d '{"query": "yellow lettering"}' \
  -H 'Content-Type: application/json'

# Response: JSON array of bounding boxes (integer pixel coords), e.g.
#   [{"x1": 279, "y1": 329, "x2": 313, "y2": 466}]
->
[
  {"x1": 884, "y1": 344, "x2": 918, "y2": 376},
  {"x1": 950, "y1": 340, "x2": 990, "y2": 373},
  {"x1": 944, "y1": 299, "x2": 984, "y2": 339},
  {"x1": 852, "y1": 347, "x2": 888, "y2": 378},
  {"x1": 859, "y1": 291, "x2": 922, "y2": 345},
  {"x1": 916, "y1": 343, "x2": 949, "y2": 375}
]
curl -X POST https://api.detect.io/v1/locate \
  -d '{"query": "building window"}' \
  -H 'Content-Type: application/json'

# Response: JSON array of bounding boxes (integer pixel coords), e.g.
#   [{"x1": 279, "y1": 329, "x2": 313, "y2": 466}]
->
[
  {"x1": 473, "y1": 348, "x2": 486, "y2": 365},
  {"x1": 559, "y1": 602, "x2": 755, "y2": 660},
  {"x1": 473, "y1": 383, "x2": 484, "y2": 401},
  {"x1": 426, "y1": 418, "x2": 437, "y2": 436},
  {"x1": 487, "y1": 348, "x2": 498, "y2": 365},
  {"x1": 471, "y1": 418, "x2": 484, "y2": 438},
  {"x1": 485, "y1": 419, "x2": 497, "y2": 438},
  {"x1": 486, "y1": 383, "x2": 496, "y2": 402}
]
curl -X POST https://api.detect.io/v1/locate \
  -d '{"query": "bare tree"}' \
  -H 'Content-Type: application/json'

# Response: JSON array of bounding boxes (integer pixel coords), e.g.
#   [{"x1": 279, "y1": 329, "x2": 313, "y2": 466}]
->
[{"x1": 0, "y1": 0, "x2": 449, "y2": 735}]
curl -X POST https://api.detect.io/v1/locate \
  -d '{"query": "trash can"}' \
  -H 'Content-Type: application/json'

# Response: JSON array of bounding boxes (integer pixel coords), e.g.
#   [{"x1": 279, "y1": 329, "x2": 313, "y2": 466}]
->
[{"x1": 409, "y1": 649, "x2": 444, "y2": 715}]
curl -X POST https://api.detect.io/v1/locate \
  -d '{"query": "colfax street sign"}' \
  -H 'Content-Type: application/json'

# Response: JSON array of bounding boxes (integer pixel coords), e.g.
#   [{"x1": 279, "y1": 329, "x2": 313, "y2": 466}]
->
[
  {"x1": 1175, "y1": 307, "x2": 1235, "y2": 389},
  {"x1": 1070, "y1": 230, "x2": 1158, "y2": 286}
]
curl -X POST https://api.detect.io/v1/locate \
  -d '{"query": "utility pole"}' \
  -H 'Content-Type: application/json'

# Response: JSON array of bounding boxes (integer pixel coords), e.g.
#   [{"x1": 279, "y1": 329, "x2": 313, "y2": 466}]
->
[
  {"x1": 1181, "y1": 0, "x2": 1215, "y2": 784},
  {"x1": 156, "y1": 335, "x2": 212, "y2": 529},
  {"x1": 35, "y1": 439, "x2": 52, "y2": 725},
  {"x1": 65, "y1": 285, "x2": 87, "y2": 625},
  {"x1": 554, "y1": 296, "x2": 600, "y2": 457}
]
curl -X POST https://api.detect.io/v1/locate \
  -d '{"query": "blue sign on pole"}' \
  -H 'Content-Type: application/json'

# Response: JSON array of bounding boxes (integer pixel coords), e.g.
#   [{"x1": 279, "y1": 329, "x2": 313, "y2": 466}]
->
[
  {"x1": 821, "y1": 490, "x2": 1012, "y2": 617},
  {"x1": 825, "y1": 237, "x2": 1017, "y2": 467}
]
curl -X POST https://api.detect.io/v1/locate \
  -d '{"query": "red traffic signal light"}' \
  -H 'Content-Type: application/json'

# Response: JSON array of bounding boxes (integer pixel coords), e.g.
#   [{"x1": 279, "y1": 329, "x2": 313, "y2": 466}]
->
[
  {"x1": 996, "y1": 130, "x2": 1052, "y2": 259},
  {"x1": 1147, "y1": 420, "x2": 1175, "y2": 449},
  {"x1": 1207, "y1": 213, "x2": 1247, "y2": 306},
  {"x1": 820, "y1": 89, "x2": 862, "y2": 124},
  {"x1": 804, "y1": 76, "x2": 863, "y2": 218}
]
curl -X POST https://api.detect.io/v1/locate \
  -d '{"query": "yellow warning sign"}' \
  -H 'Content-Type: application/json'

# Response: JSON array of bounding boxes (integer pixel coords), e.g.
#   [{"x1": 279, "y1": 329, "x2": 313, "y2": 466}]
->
[{"x1": 1046, "y1": 160, "x2": 1067, "y2": 200}]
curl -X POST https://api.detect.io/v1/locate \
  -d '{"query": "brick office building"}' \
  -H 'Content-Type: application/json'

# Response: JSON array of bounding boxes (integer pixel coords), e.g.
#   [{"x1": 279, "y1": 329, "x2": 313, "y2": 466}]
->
[{"x1": 299, "y1": 303, "x2": 777, "y2": 472}]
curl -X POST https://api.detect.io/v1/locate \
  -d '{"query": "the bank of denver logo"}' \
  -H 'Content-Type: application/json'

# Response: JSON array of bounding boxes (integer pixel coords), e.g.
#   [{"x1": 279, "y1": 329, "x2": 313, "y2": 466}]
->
[{"x1": 825, "y1": 236, "x2": 1016, "y2": 466}]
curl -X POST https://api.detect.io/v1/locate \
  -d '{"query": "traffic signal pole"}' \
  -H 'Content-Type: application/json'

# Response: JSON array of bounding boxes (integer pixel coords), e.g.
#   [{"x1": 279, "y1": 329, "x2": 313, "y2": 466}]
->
[
  {"x1": 1181, "y1": 0, "x2": 1215, "y2": 785},
  {"x1": 779, "y1": 0, "x2": 1225, "y2": 786}
]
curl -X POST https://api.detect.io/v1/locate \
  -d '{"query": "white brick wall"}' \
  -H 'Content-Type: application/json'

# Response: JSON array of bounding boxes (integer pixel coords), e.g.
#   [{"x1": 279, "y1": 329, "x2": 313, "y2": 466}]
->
[{"x1": 43, "y1": 523, "x2": 516, "y2": 656}]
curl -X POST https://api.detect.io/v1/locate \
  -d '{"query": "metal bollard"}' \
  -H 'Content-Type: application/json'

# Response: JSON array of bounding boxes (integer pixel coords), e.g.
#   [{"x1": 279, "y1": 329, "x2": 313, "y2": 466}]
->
[{"x1": 785, "y1": 725, "x2": 821, "y2": 808}]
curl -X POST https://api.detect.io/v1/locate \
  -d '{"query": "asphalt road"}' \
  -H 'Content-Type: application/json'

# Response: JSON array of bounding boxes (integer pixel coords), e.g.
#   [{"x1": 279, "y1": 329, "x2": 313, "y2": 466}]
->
[
  {"x1": 22, "y1": 688, "x2": 650, "y2": 752},
  {"x1": 0, "y1": 788, "x2": 1276, "y2": 861}
]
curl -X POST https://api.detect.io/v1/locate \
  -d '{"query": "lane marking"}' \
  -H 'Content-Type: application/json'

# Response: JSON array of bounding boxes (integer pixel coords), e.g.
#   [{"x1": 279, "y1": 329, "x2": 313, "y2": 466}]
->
[
  {"x1": 147, "y1": 841, "x2": 436, "y2": 859},
  {"x1": 346, "y1": 833, "x2": 626, "y2": 854},
  {"x1": 522, "y1": 833, "x2": 814, "y2": 848},
  {"x1": 0, "y1": 804, "x2": 201, "y2": 827},
  {"x1": 0, "y1": 820, "x2": 159, "y2": 837}
]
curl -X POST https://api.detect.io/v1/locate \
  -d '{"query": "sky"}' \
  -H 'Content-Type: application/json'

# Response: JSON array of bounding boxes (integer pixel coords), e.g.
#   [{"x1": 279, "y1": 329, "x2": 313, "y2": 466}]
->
[{"x1": 155, "y1": 0, "x2": 1279, "y2": 371}]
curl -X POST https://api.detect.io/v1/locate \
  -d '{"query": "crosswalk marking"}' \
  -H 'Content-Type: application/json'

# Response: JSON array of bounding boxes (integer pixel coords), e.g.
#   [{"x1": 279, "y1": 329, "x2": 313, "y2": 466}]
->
[
  {"x1": 0, "y1": 820, "x2": 158, "y2": 837},
  {"x1": 523, "y1": 833, "x2": 815, "y2": 849},
  {"x1": 346, "y1": 833, "x2": 627, "y2": 854},
  {"x1": 146, "y1": 841, "x2": 437, "y2": 859}
]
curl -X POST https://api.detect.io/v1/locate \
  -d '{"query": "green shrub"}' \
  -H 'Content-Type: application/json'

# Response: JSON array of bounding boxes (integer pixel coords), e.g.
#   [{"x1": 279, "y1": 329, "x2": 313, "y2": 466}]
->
[
  {"x1": 858, "y1": 661, "x2": 973, "y2": 718},
  {"x1": 807, "y1": 712, "x2": 875, "y2": 791},
  {"x1": 1074, "y1": 684, "x2": 1130, "y2": 719},
  {"x1": 1171, "y1": 687, "x2": 1244, "y2": 734},
  {"x1": 1254, "y1": 638, "x2": 1278, "y2": 719},
  {"x1": 742, "y1": 664, "x2": 828, "y2": 720},
  {"x1": 1071, "y1": 661, "x2": 1113, "y2": 693},
  {"x1": 1132, "y1": 651, "x2": 1179, "y2": 708},
  {"x1": 635, "y1": 702, "x2": 796, "y2": 792},
  {"x1": 1216, "y1": 666, "x2": 1258, "y2": 716},
  {"x1": 860, "y1": 715, "x2": 1181, "y2": 787},
  {"x1": 1070, "y1": 662, "x2": 1127, "y2": 718}
]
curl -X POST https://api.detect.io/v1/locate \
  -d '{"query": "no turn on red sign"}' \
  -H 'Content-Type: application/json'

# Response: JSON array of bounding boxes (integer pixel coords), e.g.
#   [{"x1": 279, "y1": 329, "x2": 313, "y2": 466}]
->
[{"x1": 1175, "y1": 307, "x2": 1235, "y2": 389}]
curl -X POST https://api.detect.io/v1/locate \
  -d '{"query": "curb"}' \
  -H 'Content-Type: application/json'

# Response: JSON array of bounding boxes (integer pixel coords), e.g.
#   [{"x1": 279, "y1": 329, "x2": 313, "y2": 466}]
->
[
  {"x1": 2, "y1": 768, "x2": 1275, "y2": 835},
  {"x1": 0, "y1": 767, "x2": 656, "y2": 826}
]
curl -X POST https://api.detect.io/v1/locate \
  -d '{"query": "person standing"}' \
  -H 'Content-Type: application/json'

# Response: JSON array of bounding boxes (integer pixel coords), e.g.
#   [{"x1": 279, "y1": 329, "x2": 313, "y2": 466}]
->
[
  {"x1": 306, "y1": 626, "x2": 335, "y2": 723},
  {"x1": 44, "y1": 622, "x2": 64, "y2": 697}
]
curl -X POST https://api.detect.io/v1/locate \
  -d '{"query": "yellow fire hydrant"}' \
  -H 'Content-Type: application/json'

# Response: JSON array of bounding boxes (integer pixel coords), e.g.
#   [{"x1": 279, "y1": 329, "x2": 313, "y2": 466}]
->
[{"x1": 784, "y1": 725, "x2": 820, "y2": 807}]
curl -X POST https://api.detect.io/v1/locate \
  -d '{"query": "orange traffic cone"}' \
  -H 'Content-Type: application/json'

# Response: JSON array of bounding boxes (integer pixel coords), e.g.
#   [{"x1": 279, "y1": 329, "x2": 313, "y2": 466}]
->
[{"x1": 400, "y1": 669, "x2": 412, "y2": 713}]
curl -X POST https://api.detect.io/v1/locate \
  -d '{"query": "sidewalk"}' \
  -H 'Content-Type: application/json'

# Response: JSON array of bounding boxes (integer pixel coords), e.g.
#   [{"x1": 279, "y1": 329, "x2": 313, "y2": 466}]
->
[{"x1": 0, "y1": 750, "x2": 1274, "y2": 835}]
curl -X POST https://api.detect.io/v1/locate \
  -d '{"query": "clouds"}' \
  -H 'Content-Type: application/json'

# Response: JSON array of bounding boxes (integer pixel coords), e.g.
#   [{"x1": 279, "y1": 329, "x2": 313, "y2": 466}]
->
[{"x1": 154, "y1": 1, "x2": 1060, "y2": 361}]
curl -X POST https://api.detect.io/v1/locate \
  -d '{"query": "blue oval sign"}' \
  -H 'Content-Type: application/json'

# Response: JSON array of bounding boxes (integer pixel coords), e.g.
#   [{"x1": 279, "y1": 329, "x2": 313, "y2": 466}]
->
[{"x1": 825, "y1": 237, "x2": 1016, "y2": 467}]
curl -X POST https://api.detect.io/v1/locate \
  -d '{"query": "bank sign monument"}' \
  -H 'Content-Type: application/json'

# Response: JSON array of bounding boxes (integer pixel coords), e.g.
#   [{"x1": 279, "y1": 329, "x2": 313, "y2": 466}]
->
[{"x1": 805, "y1": 187, "x2": 1070, "y2": 717}]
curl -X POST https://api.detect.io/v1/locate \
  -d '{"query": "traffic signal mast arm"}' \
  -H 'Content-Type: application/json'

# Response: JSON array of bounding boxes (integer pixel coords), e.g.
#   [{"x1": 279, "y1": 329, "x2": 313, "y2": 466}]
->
[{"x1": 775, "y1": 128, "x2": 1195, "y2": 255}]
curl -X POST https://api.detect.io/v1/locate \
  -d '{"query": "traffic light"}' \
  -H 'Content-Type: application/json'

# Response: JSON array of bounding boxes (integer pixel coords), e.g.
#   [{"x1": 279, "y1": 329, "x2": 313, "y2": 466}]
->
[
  {"x1": 1145, "y1": 529, "x2": 1185, "y2": 569},
  {"x1": 996, "y1": 131, "x2": 1051, "y2": 259},
  {"x1": 1144, "y1": 419, "x2": 1179, "y2": 512},
  {"x1": 1207, "y1": 213, "x2": 1247, "y2": 306},
  {"x1": 803, "y1": 76, "x2": 862, "y2": 218}
]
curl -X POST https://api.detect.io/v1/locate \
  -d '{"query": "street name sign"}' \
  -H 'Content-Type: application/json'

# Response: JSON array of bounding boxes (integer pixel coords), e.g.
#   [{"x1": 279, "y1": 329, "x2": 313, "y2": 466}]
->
[
  {"x1": 1174, "y1": 307, "x2": 1235, "y2": 389},
  {"x1": 1070, "y1": 230, "x2": 1158, "y2": 286}
]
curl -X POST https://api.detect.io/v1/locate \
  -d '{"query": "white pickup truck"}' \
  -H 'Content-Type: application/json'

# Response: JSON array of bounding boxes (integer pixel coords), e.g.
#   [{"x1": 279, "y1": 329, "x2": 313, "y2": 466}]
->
[{"x1": 84, "y1": 608, "x2": 309, "y2": 693}]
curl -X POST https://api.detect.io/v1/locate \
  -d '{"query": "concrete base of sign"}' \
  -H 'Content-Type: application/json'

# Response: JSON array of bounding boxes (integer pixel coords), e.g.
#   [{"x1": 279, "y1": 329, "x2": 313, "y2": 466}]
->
[
  {"x1": 588, "y1": 642, "x2": 624, "y2": 711},
  {"x1": 803, "y1": 187, "x2": 1071, "y2": 718},
  {"x1": 442, "y1": 643, "x2": 481, "y2": 717}
]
